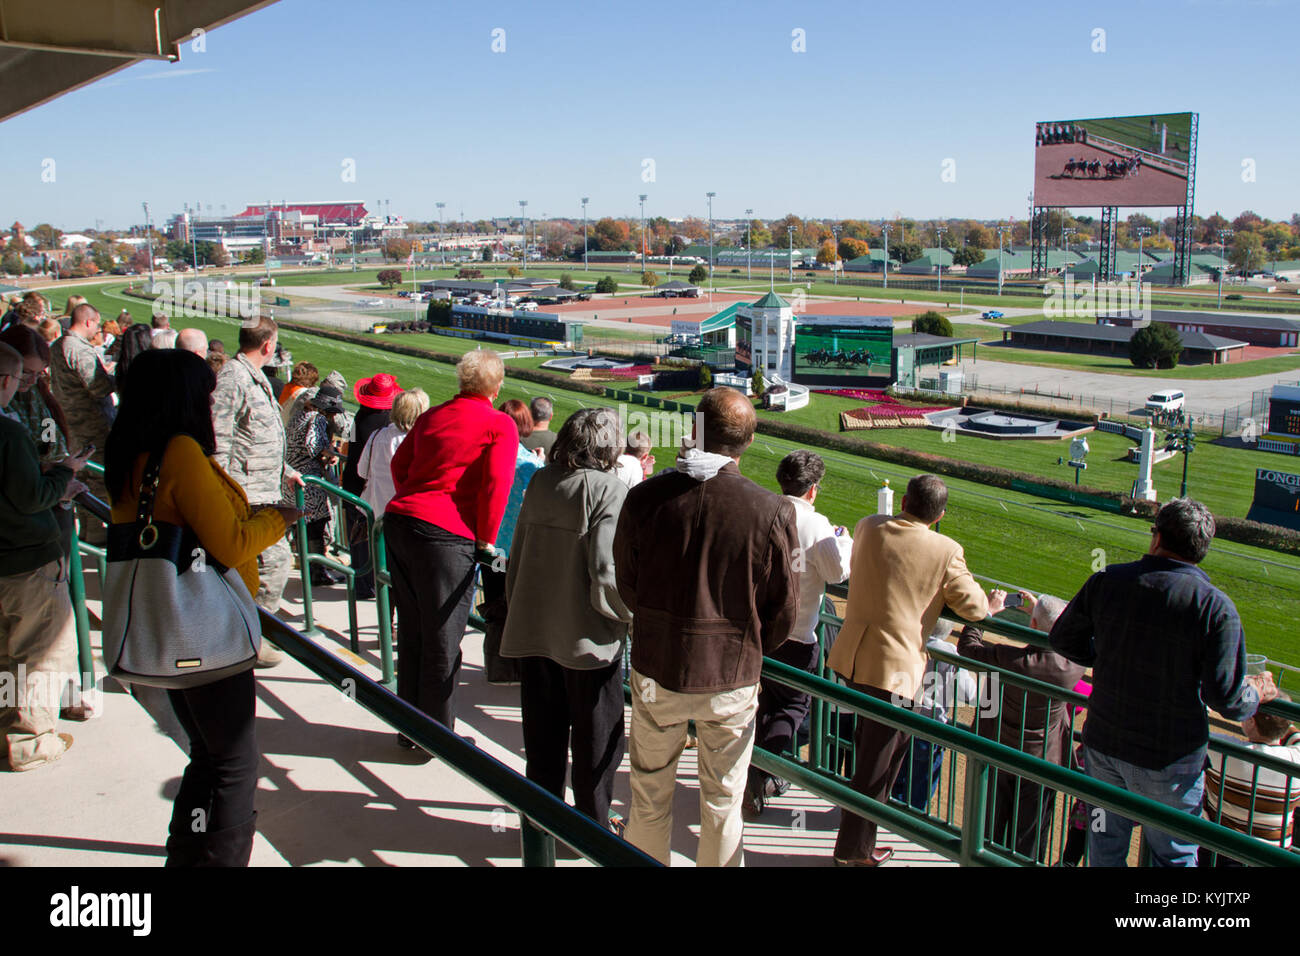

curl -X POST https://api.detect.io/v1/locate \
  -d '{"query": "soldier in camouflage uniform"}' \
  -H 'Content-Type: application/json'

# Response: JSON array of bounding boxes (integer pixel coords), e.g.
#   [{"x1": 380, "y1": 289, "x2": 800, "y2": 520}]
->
[
  {"x1": 48, "y1": 305, "x2": 115, "y2": 543},
  {"x1": 211, "y1": 316, "x2": 303, "y2": 668}
]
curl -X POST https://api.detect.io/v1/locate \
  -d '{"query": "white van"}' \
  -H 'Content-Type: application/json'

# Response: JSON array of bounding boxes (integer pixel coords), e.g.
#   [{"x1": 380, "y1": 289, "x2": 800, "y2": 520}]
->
[{"x1": 1145, "y1": 390, "x2": 1186, "y2": 413}]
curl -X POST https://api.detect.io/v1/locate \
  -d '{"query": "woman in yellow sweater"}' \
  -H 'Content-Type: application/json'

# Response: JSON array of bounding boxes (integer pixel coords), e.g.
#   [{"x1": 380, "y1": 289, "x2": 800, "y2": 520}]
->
[{"x1": 106, "y1": 349, "x2": 299, "y2": 867}]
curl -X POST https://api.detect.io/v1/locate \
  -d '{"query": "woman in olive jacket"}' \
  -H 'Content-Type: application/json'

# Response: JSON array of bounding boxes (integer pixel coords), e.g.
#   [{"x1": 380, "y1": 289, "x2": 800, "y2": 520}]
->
[{"x1": 500, "y1": 407, "x2": 632, "y2": 827}]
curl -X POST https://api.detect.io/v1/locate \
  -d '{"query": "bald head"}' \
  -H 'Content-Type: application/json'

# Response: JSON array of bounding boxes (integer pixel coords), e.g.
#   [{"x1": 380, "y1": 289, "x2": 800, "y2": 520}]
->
[
  {"x1": 176, "y1": 328, "x2": 208, "y2": 356},
  {"x1": 696, "y1": 386, "x2": 756, "y2": 459},
  {"x1": 69, "y1": 304, "x2": 100, "y2": 335}
]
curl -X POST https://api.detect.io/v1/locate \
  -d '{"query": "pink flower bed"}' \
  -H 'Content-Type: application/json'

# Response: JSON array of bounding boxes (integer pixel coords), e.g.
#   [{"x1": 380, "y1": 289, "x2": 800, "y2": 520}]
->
[{"x1": 824, "y1": 389, "x2": 954, "y2": 417}]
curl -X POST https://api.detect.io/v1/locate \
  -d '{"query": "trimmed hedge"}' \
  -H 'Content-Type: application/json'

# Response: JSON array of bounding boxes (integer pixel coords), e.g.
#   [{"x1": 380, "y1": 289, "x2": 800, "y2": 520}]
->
[
  {"x1": 753, "y1": 415, "x2": 1300, "y2": 555},
  {"x1": 273, "y1": 321, "x2": 1300, "y2": 556}
]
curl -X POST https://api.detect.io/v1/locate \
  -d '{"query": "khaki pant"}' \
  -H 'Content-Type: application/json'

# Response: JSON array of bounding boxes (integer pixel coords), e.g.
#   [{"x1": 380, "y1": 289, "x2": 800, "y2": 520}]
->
[
  {"x1": 625, "y1": 668, "x2": 759, "y2": 867},
  {"x1": 255, "y1": 536, "x2": 293, "y2": 614},
  {"x1": 0, "y1": 558, "x2": 78, "y2": 770}
]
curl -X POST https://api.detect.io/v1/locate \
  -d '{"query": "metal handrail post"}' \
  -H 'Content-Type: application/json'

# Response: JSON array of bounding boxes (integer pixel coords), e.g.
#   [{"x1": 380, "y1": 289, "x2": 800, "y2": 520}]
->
[
  {"x1": 520, "y1": 818, "x2": 558, "y2": 867},
  {"x1": 960, "y1": 753, "x2": 991, "y2": 866},
  {"x1": 68, "y1": 523, "x2": 94, "y2": 691},
  {"x1": 294, "y1": 484, "x2": 323, "y2": 638},
  {"x1": 372, "y1": 515, "x2": 395, "y2": 690}
]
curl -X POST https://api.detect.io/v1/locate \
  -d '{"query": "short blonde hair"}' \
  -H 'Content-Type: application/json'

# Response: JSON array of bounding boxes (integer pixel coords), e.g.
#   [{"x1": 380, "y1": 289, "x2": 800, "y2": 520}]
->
[
  {"x1": 456, "y1": 349, "x2": 504, "y2": 397},
  {"x1": 391, "y1": 388, "x2": 430, "y2": 432},
  {"x1": 37, "y1": 318, "x2": 61, "y2": 342},
  {"x1": 62, "y1": 294, "x2": 86, "y2": 315}
]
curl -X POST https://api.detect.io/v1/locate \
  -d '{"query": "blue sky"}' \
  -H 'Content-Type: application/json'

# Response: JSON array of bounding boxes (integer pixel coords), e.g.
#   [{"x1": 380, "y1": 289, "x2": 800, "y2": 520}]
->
[{"x1": 3, "y1": 0, "x2": 1296, "y2": 230}]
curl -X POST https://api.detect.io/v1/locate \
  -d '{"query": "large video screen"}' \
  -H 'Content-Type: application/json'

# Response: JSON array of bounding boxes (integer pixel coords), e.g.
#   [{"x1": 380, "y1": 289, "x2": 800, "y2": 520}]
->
[
  {"x1": 1033, "y1": 113, "x2": 1194, "y2": 207},
  {"x1": 792, "y1": 316, "x2": 893, "y2": 384}
]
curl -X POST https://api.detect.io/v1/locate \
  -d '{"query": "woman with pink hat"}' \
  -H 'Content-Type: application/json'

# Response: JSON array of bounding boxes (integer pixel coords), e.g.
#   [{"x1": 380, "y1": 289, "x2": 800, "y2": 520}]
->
[{"x1": 341, "y1": 372, "x2": 403, "y2": 601}]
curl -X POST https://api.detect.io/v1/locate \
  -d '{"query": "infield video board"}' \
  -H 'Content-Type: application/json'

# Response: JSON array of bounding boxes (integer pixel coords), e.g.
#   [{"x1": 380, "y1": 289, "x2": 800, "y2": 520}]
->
[
  {"x1": 791, "y1": 315, "x2": 893, "y2": 387},
  {"x1": 1034, "y1": 113, "x2": 1194, "y2": 207}
]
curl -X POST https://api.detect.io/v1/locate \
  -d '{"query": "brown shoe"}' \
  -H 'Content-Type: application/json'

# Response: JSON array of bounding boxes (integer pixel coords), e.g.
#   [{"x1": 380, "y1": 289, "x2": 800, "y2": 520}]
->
[{"x1": 834, "y1": 847, "x2": 893, "y2": 867}]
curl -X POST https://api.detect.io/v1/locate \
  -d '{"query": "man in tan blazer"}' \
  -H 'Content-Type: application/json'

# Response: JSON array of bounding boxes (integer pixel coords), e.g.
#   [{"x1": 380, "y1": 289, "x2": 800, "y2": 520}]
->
[{"x1": 828, "y1": 474, "x2": 1005, "y2": 865}]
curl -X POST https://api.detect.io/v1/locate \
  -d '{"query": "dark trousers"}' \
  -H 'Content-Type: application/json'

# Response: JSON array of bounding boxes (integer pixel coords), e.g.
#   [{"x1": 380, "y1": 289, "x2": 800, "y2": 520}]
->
[
  {"x1": 892, "y1": 737, "x2": 946, "y2": 810},
  {"x1": 479, "y1": 568, "x2": 520, "y2": 684},
  {"x1": 385, "y1": 513, "x2": 477, "y2": 730},
  {"x1": 749, "y1": 639, "x2": 819, "y2": 791},
  {"x1": 519, "y1": 656, "x2": 625, "y2": 826},
  {"x1": 166, "y1": 668, "x2": 259, "y2": 866},
  {"x1": 344, "y1": 504, "x2": 375, "y2": 598},
  {"x1": 834, "y1": 681, "x2": 914, "y2": 860},
  {"x1": 987, "y1": 770, "x2": 1058, "y2": 861}
]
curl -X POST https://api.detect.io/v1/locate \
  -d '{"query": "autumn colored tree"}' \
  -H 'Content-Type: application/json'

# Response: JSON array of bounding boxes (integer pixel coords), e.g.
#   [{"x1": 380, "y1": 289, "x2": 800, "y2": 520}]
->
[
  {"x1": 815, "y1": 239, "x2": 838, "y2": 265},
  {"x1": 377, "y1": 269, "x2": 403, "y2": 289},
  {"x1": 594, "y1": 217, "x2": 630, "y2": 251},
  {"x1": 383, "y1": 238, "x2": 414, "y2": 262},
  {"x1": 838, "y1": 237, "x2": 869, "y2": 261}
]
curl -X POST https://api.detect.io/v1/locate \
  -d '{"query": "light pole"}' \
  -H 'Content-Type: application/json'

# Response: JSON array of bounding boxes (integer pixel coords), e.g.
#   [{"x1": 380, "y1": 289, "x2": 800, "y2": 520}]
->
[
  {"x1": 996, "y1": 224, "x2": 1008, "y2": 297},
  {"x1": 1133, "y1": 226, "x2": 1151, "y2": 301},
  {"x1": 706, "y1": 191, "x2": 716, "y2": 290},
  {"x1": 518, "y1": 200, "x2": 527, "y2": 272},
  {"x1": 935, "y1": 225, "x2": 946, "y2": 294},
  {"x1": 1217, "y1": 229, "x2": 1232, "y2": 309},
  {"x1": 788, "y1": 225, "x2": 793, "y2": 283},
  {"x1": 142, "y1": 201, "x2": 155, "y2": 287},
  {"x1": 745, "y1": 208, "x2": 753, "y2": 280},
  {"x1": 639, "y1": 194, "x2": 647, "y2": 275},
  {"x1": 881, "y1": 223, "x2": 890, "y2": 290},
  {"x1": 831, "y1": 224, "x2": 839, "y2": 286},
  {"x1": 189, "y1": 205, "x2": 200, "y2": 275},
  {"x1": 436, "y1": 202, "x2": 445, "y2": 266},
  {"x1": 581, "y1": 197, "x2": 589, "y2": 272}
]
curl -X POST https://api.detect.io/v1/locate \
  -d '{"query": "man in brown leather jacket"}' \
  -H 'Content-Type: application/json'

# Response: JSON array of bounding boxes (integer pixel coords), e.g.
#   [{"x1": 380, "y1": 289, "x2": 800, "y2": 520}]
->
[{"x1": 614, "y1": 387, "x2": 799, "y2": 866}]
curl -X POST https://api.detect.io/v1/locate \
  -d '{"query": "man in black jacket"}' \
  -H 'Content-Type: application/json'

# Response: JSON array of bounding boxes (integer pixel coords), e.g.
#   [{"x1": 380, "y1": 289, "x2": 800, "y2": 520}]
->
[{"x1": 614, "y1": 387, "x2": 799, "y2": 866}]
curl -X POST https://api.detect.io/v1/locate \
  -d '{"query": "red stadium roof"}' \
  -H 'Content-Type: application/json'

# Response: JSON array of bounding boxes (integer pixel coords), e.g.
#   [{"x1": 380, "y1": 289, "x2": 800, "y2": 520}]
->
[{"x1": 235, "y1": 202, "x2": 367, "y2": 223}]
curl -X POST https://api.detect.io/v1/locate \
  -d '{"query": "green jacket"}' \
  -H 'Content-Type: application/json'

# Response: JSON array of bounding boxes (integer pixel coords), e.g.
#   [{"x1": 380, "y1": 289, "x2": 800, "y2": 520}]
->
[
  {"x1": 501, "y1": 465, "x2": 632, "y2": 669},
  {"x1": 0, "y1": 414, "x2": 73, "y2": 577}
]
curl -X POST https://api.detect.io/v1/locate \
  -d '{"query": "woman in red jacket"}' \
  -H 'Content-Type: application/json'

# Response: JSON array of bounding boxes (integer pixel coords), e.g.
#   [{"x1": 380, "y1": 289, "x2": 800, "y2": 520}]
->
[{"x1": 384, "y1": 349, "x2": 517, "y2": 746}]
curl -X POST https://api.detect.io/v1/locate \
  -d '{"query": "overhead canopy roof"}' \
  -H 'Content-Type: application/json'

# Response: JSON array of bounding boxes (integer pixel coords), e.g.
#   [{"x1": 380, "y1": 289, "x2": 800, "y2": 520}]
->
[{"x1": 0, "y1": 0, "x2": 279, "y2": 122}]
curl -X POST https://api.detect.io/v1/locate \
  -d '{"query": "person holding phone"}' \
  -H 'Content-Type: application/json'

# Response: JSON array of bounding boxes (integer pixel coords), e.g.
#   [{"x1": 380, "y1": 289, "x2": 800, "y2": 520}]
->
[{"x1": 0, "y1": 340, "x2": 92, "y2": 771}]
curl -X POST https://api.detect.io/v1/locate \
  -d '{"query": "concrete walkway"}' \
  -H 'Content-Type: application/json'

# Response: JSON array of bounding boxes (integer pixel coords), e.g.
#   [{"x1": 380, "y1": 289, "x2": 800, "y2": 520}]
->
[{"x1": 2, "y1": 565, "x2": 951, "y2": 868}]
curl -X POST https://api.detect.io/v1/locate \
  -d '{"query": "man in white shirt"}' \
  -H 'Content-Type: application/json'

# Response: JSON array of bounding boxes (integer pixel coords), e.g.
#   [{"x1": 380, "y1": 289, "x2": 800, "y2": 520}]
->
[
  {"x1": 613, "y1": 429, "x2": 654, "y2": 490},
  {"x1": 743, "y1": 450, "x2": 853, "y2": 819}
]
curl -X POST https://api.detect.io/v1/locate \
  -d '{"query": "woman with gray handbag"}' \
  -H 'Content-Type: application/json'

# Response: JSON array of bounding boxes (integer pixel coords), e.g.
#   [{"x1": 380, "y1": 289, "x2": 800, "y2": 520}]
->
[{"x1": 105, "y1": 349, "x2": 300, "y2": 866}]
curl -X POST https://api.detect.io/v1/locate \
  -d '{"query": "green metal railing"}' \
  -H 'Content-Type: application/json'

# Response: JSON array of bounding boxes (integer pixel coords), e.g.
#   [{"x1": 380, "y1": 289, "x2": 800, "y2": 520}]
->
[
  {"x1": 73, "y1": 465, "x2": 1298, "y2": 867},
  {"x1": 70, "y1": 488, "x2": 656, "y2": 868},
  {"x1": 292, "y1": 477, "x2": 396, "y2": 689},
  {"x1": 762, "y1": 582, "x2": 1300, "y2": 866}
]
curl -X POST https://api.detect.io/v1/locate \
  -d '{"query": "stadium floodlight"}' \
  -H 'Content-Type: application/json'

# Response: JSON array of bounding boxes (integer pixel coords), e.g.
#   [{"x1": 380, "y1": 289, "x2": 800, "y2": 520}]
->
[
  {"x1": 436, "y1": 202, "x2": 446, "y2": 266},
  {"x1": 519, "y1": 200, "x2": 528, "y2": 271},
  {"x1": 639, "y1": 194, "x2": 647, "y2": 274},
  {"x1": 706, "y1": 192, "x2": 716, "y2": 290},
  {"x1": 996, "y1": 224, "x2": 1009, "y2": 297},
  {"x1": 935, "y1": 225, "x2": 946, "y2": 294},
  {"x1": 1217, "y1": 229, "x2": 1233, "y2": 309},
  {"x1": 142, "y1": 201, "x2": 155, "y2": 287},
  {"x1": 881, "y1": 222, "x2": 891, "y2": 290},
  {"x1": 1133, "y1": 226, "x2": 1151, "y2": 298},
  {"x1": 745, "y1": 208, "x2": 753, "y2": 280},
  {"x1": 581, "y1": 197, "x2": 589, "y2": 271}
]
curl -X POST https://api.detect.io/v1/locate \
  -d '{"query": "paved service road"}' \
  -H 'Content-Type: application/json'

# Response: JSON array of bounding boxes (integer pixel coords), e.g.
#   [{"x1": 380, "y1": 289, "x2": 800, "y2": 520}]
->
[{"x1": 954, "y1": 356, "x2": 1296, "y2": 417}]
